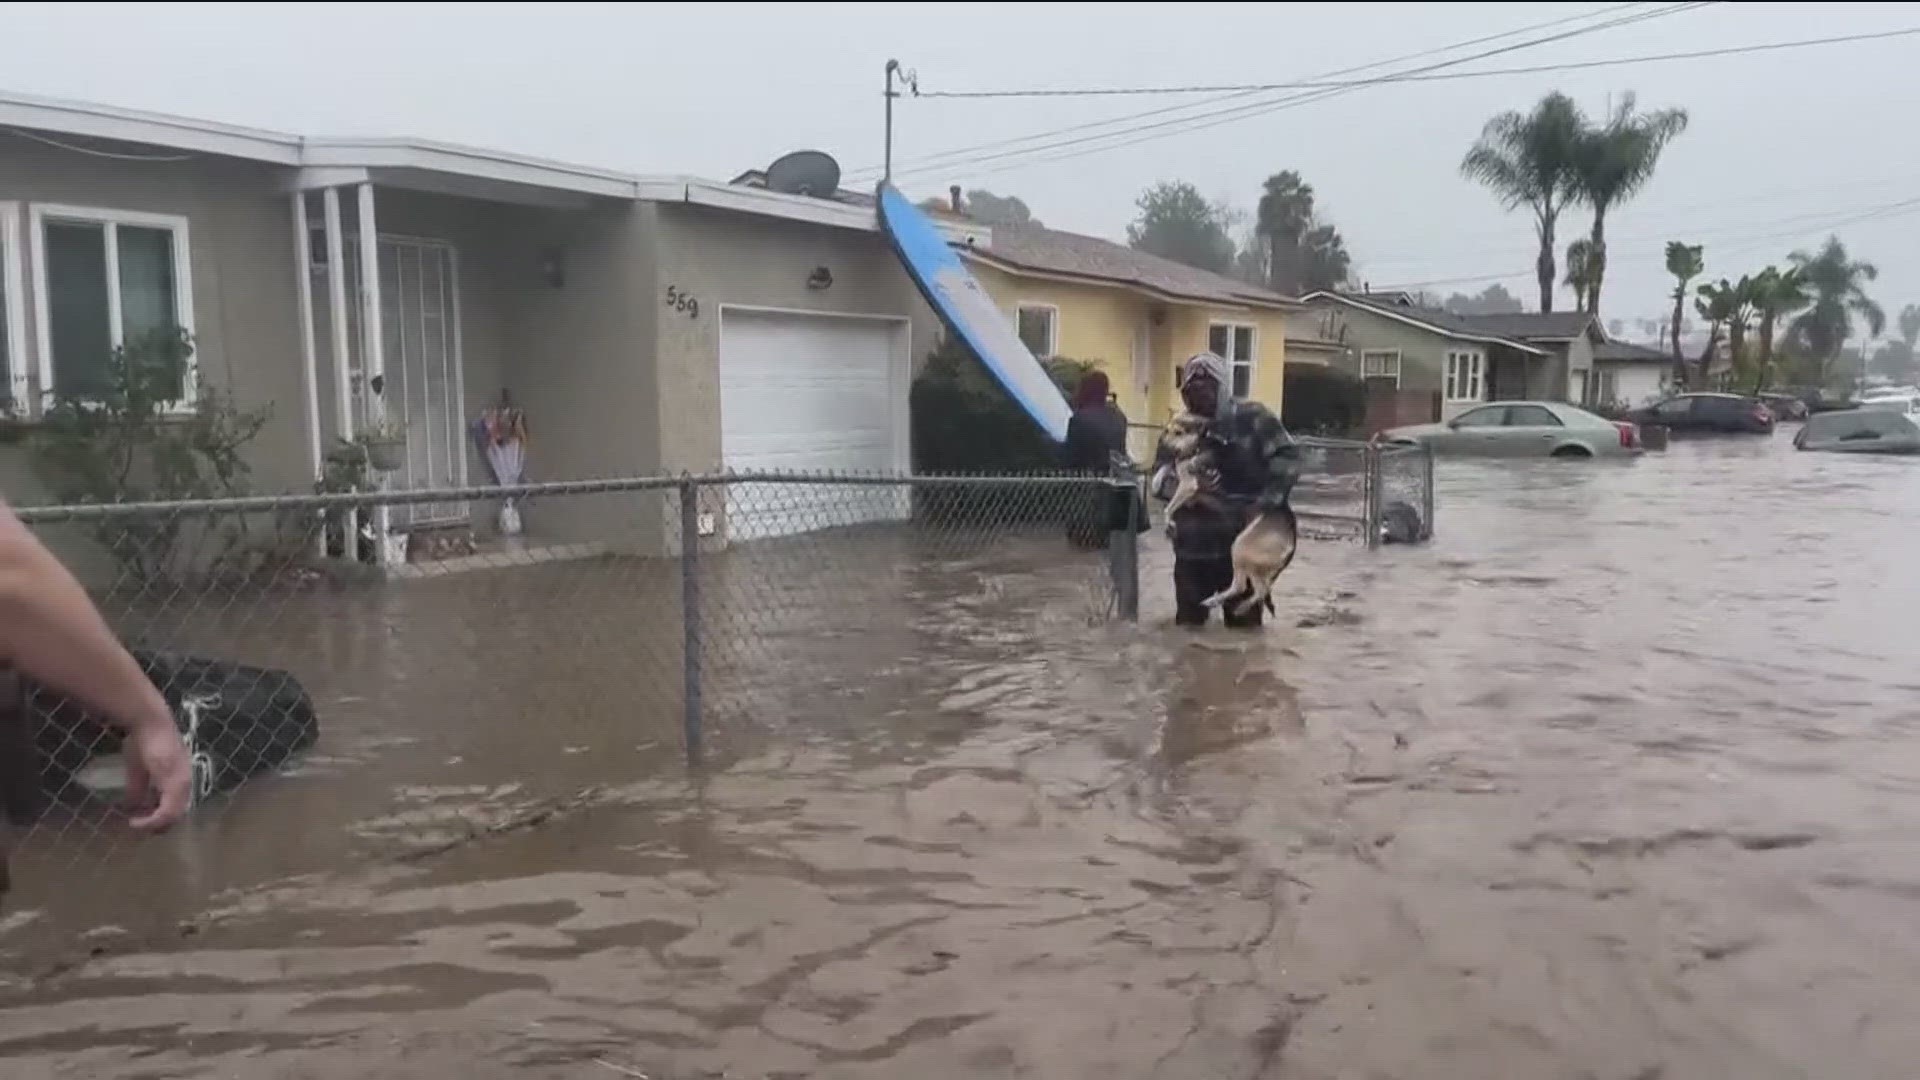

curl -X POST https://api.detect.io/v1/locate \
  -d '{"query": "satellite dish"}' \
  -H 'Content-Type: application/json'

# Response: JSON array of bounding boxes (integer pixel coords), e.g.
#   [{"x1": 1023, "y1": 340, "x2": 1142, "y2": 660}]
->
[{"x1": 764, "y1": 150, "x2": 842, "y2": 198}]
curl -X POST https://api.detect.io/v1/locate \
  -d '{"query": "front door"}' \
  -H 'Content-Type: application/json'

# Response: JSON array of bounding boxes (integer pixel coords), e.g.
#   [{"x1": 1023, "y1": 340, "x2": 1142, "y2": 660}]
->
[{"x1": 346, "y1": 236, "x2": 467, "y2": 527}]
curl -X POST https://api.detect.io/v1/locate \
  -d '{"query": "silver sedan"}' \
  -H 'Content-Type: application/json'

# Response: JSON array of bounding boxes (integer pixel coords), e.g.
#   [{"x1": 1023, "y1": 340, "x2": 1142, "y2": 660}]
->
[{"x1": 1381, "y1": 401, "x2": 1643, "y2": 459}]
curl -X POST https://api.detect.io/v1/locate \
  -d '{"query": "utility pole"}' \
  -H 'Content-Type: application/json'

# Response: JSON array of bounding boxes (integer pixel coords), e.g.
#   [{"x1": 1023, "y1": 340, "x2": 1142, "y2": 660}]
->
[{"x1": 883, "y1": 59, "x2": 916, "y2": 185}]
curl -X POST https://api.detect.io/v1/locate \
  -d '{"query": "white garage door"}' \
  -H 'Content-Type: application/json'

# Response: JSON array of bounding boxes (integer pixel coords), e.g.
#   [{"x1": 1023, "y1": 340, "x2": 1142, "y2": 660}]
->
[{"x1": 720, "y1": 309, "x2": 909, "y2": 540}]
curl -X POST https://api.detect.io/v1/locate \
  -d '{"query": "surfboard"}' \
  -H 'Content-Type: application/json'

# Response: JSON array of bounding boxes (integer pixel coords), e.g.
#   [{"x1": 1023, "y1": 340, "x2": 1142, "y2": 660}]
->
[{"x1": 877, "y1": 183, "x2": 1072, "y2": 444}]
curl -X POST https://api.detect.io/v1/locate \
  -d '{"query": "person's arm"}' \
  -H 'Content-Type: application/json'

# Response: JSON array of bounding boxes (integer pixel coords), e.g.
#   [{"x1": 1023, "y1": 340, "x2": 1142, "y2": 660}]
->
[
  {"x1": 0, "y1": 503, "x2": 189, "y2": 831},
  {"x1": 1149, "y1": 425, "x2": 1178, "y2": 501},
  {"x1": 1248, "y1": 405, "x2": 1304, "y2": 509}
]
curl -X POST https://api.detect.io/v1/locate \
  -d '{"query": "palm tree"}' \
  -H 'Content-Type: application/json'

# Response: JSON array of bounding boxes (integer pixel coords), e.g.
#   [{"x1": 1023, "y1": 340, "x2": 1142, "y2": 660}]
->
[
  {"x1": 1748, "y1": 266, "x2": 1809, "y2": 392},
  {"x1": 1787, "y1": 235, "x2": 1884, "y2": 386},
  {"x1": 1460, "y1": 92, "x2": 1585, "y2": 313},
  {"x1": 1694, "y1": 278, "x2": 1746, "y2": 388},
  {"x1": 1568, "y1": 94, "x2": 1689, "y2": 315},
  {"x1": 1899, "y1": 303, "x2": 1920, "y2": 355},
  {"x1": 1563, "y1": 238, "x2": 1597, "y2": 312},
  {"x1": 1664, "y1": 242, "x2": 1704, "y2": 381}
]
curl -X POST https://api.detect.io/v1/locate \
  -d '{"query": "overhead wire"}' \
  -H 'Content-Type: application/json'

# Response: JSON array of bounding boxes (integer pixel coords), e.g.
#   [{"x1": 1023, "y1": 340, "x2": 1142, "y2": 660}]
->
[
  {"x1": 872, "y1": 1, "x2": 1715, "y2": 182},
  {"x1": 843, "y1": 0, "x2": 1667, "y2": 181}
]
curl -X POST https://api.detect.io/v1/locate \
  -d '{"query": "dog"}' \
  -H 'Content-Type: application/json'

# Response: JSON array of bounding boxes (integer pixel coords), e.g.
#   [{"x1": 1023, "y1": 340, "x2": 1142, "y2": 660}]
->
[
  {"x1": 1158, "y1": 412, "x2": 1216, "y2": 521},
  {"x1": 1205, "y1": 502, "x2": 1299, "y2": 618}
]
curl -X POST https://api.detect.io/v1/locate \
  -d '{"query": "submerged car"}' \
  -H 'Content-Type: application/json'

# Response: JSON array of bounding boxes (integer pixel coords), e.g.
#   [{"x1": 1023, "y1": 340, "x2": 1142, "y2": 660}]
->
[
  {"x1": 1759, "y1": 392, "x2": 1810, "y2": 421},
  {"x1": 1380, "y1": 401, "x2": 1642, "y2": 459},
  {"x1": 1856, "y1": 386, "x2": 1920, "y2": 417},
  {"x1": 1792, "y1": 408, "x2": 1920, "y2": 454},
  {"x1": 1627, "y1": 393, "x2": 1776, "y2": 435}
]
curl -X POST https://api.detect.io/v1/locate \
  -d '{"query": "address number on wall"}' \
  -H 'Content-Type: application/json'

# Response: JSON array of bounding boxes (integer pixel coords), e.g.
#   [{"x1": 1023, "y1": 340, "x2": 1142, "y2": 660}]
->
[{"x1": 664, "y1": 286, "x2": 699, "y2": 319}]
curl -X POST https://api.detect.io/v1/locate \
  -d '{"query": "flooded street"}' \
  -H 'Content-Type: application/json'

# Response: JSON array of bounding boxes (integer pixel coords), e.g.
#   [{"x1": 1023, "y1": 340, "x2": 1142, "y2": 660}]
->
[{"x1": 7, "y1": 433, "x2": 1920, "y2": 1078}]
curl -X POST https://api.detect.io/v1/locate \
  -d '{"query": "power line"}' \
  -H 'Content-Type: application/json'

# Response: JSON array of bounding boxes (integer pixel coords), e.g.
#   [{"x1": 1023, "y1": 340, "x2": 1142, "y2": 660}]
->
[
  {"x1": 844, "y1": 1, "x2": 1665, "y2": 181},
  {"x1": 876, "y1": 2, "x2": 1714, "y2": 182},
  {"x1": 915, "y1": 27, "x2": 1920, "y2": 100}
]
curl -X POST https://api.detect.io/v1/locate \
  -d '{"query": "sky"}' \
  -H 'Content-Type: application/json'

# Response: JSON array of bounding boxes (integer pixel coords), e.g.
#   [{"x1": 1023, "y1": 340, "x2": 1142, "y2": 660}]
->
[{"x1": 3, "y1": 1, "x2": 1917, "y2": 339}]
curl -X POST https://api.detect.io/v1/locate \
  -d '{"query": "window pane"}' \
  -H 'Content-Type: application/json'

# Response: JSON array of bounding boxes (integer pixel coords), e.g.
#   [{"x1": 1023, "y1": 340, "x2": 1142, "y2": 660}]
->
[
  {"x1": 118, "y1": 225, "x2": 183, "y2": 399},
  {"x1": 1233, "y1": 325, "x2": 1254, "y2": 362},
  {"x1": 1208, "y1": 324, "x2": 1230, "y2": 356},
  {"x1": 0, "y1": 230, "x2": 9, "y2": 410},
  {"x1": 1016, "y1": 307, "x2": 1052, "y2": 356},
  {"x1": 1232, "y1": 361, "x2": 1251, "y2": 399},
  {"x1": 1505, "y1": 405, "x2": 1561, "y2": 427},
  {"x1": 45, "y1": 221, "x2": 113, "y2": 400},
  {"x1": 1454, "y1": 406, "x2": 1505, "y2": 428}
]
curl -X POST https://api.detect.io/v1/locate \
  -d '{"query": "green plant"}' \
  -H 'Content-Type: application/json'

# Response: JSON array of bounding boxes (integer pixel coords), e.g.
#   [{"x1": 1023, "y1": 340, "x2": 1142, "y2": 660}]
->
[
  {"x1": 1665, "y1": 241, "x2": 1705, "y2": 380},
  {"x1": 30, "y1": 327, "x2": 271, "y2": 586},
  {"x1": 910, "y1": 335, "x2": 1093, "y2": 473},
  {"x1": 1460, "y1": 91, "x2": 1586, "y2": 313}
]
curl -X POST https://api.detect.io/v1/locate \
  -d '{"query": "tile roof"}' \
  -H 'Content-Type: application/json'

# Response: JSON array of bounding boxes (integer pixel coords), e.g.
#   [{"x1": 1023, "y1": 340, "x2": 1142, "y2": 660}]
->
[
  {"x1": 1304, "y1": 291, "x2": 1549, "y2": 355},
  {"x1": 965, "y1": 226, "x2": 1296, "y2": 310}
]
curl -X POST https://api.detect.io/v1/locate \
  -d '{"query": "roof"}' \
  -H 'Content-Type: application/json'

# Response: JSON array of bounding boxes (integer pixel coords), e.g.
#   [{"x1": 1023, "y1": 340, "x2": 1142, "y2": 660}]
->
[
  {"x1": 1300, "y1": 291, "x2": 1550, "y2": 356},
  {"x1": 0, "y1": 88, "x2": 985, "y2": 240},
  {"x1": 964, "y1": 225, "x2": 1298, "y2": 311},
  {"x1": 1451, "y1": 311, "x2": 1600, "y2": 342},
  {"x1": 1594, "y1": 339, "x2": 1672, "y2": 364}
]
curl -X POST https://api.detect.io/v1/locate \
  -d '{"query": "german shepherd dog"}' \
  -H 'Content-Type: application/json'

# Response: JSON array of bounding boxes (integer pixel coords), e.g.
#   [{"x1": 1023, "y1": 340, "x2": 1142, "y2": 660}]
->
[{"x1": 1159, "y1": 412, "x2": 1300, "y2": 619}]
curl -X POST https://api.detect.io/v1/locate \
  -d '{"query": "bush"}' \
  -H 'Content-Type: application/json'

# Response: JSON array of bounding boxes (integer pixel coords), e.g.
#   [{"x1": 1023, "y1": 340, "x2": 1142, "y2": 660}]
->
[
  {"x1": 1282, "y1": 365, "x2": 1367, "y2": 438},
  {"x1": 910, "y1": 335, "x2": 1093, "y2": 473}
]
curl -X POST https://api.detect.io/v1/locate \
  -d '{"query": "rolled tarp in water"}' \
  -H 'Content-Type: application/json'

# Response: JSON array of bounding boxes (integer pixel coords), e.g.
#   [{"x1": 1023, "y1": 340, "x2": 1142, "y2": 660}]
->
[{"x1": 877, "y1": 183, "x2": 1072, "y2": 444}]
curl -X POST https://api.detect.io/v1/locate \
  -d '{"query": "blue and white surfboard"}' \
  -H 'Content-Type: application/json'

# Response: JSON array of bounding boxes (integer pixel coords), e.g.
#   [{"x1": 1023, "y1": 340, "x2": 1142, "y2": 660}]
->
[{"x1": 877, "y1": 184, "x2": 1072, "y2": 444}]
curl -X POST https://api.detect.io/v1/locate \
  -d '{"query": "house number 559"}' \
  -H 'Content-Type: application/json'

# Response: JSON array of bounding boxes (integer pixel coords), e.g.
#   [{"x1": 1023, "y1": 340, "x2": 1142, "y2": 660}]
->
[{"x1": 665, "y1": 286, "x2": 699, "y2": 319}]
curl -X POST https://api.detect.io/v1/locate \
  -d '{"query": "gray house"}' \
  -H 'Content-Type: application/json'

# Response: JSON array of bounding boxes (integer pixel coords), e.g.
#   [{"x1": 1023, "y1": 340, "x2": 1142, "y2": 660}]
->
[
  {"x1": 1447, "y1": 311, "x2": 1603, "y2": 406},
  {"x1": 0, "y1": 90, "x2": 988, "y2": 555},
  {"x1": 1296, "y1": 291, "x2": 1550, "y2": 431}
]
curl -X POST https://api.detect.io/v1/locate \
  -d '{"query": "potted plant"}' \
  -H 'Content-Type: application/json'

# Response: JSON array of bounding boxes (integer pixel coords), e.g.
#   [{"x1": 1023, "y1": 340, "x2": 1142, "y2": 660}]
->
[{"x1": 357, "y1": 417, "x2": 408, "y2": 473}]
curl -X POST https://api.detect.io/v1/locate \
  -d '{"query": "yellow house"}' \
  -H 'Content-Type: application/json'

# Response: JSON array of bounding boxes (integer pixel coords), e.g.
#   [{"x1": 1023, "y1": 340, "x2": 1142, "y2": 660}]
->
[{"x1": 957, "y1": 227, "x2": 1300, "y2": 459}]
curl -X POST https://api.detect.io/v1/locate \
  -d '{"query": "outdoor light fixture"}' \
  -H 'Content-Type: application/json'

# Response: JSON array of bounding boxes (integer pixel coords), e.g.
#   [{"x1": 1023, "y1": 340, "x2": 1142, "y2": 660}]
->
[{"x1": 807, "y1": 266, "x2": 833, "y2": 290}]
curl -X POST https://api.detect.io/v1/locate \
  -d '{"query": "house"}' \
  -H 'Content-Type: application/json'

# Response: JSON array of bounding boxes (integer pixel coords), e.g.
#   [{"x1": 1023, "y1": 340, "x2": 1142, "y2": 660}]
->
[
  {"x1": 1295, "y1": 291, "x2": 1550, "y2": 431},
  {"x1": 1590, "y1": 338, "x2": 1673, "y2": 406},
  {"x1": 0, "y1": 90, "x2": 1004, "y2": 555},
  {"x1": 1446, "y1": 311, "x2": 1605, "y2": 406},
  {"x1": 954, "y1": 223, "x2": 1299, "y2": 460}
]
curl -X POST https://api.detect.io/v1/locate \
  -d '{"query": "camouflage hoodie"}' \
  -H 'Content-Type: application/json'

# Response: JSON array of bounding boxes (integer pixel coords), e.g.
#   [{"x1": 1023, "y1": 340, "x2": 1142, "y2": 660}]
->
[{"x1": 1151, "y1": 398, "x2": 1303, "y2": 560}]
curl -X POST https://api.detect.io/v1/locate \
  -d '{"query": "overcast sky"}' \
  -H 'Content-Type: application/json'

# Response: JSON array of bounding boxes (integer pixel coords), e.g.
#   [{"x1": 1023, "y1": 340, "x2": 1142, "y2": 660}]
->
[{"x1": 4, "y1": 1, "x2": 1916, "y2": 336}]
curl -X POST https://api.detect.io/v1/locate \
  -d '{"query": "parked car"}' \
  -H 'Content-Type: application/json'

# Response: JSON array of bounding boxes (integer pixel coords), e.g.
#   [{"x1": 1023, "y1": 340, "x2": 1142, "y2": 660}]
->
[
  {"x1": 1627, "y1": 393, "x2": 1775, "y2": 436},
  {"x1": 1855, "y1": 386, "x2": 1920, "y2": 417},
  {"x1": 1380, "y1": 401, "x2": 1642, "y2": 459},
  {"x1": 1758, "y1": 392, "x2": 1809, "y2": 421},
  {"x1": 1793, "y1": 408, "x2": 1920, "y2": 454}
]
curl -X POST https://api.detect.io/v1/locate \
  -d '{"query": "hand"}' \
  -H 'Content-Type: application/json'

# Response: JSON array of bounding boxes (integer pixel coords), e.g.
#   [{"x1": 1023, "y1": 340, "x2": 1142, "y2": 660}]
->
[{"x1": 122, "y1": 716, "x2": 191, "y2": 832}]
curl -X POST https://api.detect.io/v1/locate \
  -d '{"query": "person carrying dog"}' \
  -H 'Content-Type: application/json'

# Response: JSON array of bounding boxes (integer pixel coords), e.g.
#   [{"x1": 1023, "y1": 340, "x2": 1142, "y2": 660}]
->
[{"x1": 1150, "y1": 352, "x2": 1302, "y2": 628}]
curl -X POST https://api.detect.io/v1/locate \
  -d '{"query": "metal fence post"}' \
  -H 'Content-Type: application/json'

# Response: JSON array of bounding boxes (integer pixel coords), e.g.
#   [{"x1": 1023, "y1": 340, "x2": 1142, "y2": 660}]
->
[
  {"x1": 1421, "y1": 442, "x2": 1436, "y2": 541},
  {"x1": 1364, "y1": 443, "x2": 1383, "y2": 550},
  {"x1": 678, "y1": 476, "x2": 703, "y2": 761},
  {"x1": 1112, "y1": 478, "x2": 1141, "y2": 621}
]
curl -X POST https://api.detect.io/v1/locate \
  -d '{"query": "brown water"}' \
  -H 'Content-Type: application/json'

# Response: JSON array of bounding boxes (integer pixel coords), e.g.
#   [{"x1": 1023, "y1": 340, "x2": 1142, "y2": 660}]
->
[{"x1": 6, "y1": 434, "x2": 1920, "y2": 1078}]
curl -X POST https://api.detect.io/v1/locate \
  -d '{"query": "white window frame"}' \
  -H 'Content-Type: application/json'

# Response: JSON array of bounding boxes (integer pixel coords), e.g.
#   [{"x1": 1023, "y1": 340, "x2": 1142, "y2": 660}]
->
[
  {"x1": 1360, "y1": 348, "x2": 1402, "y2": 387},
  {"x1": 1208, "y1": 320, "x2": 1258, "y2": 399},
  {"x1": 28, "y1": 203, "x2": 197, "y2": 410},
  {"x1": 1015, "y1": 302, "x2": 1059, "y2": 359},
  {"x1": 1444, "y1": 348, "x2": 1485, "y2": 403},
  {"x1": 0, "y1": 202, "x2": 26, "y2": 414}
]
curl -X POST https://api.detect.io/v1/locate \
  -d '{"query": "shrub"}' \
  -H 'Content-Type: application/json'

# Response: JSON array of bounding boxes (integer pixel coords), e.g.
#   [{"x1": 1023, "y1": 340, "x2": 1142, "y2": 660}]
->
[
  {"x1": 910, "y1": 334, "x2": 1093, "y2": 473},
  {"x1": 30, "y1": 328, "x2": 273, "y2": 586},
  {"x1": 1282, "y1": 365, "x2": 1367, "y2": 438}
]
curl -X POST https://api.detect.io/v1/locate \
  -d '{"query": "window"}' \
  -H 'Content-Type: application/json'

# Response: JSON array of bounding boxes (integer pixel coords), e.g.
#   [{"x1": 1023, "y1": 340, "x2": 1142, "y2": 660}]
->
[
  {"x1": 1593, "y1": 370, "x2": 1619, "y2": 405},
  {"x1": 1653, "y1": 396, "x2": 1694, "y2": 419},
  {"x1": 1444, "y1": 349, "x2": 1484, "y2": 403},
  {"x1": 1207, "y1": 322, "x2": 1256, "y2": 398},
  {"x1": 30, "y1": 205, "x2": 194, "y2": 404},
  {"x1": 1016, "y1": 303, "x2": 1058, "y2": 358},
  {"x1": 1452, "y1": 406, "x2": 1507, "y2": 428},
  {"x1": 0, "y1": 203, "x2": 23, "y2": 414},
  {"x1": 1503, "y1": 404, "x2": 1563, "y2": 427},
  {"x1": 1360, "y1": 349, "x2": 1401, "y2": 387}
]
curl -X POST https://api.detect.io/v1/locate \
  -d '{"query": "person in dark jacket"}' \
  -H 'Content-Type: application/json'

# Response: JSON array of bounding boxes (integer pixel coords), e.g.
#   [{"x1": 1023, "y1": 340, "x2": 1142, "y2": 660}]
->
[
  {"x1": 1062, "y1": 370, "x2": 1131, "y2": 549},
  {"x1": 1151, "y1": 352, "x2": 1302, "y2": 628}
]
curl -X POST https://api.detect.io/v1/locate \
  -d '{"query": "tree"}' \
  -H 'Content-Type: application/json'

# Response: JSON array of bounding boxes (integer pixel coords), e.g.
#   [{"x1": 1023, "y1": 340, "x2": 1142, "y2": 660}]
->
[
  {"x1": 1748, "y1": 266, "x2": 1809, "y2": 392},
  {"x1": 1563, "y1": 238, "x2": 1598, "y2": 313},
  {"x1": 1693, "y1": 278, "x2": 1745, "y2": 387},
  {"x1": 1442, "y1": 284, "x2": 1523, "y2": 315},
  {"x1": 1900, "y1": 303, "x2": 1920, "y2": 355},
  {"x1": 1664, "y1": 241, "x2": 1705, "y2": 380},
  {"x1": 1568, "y1": 94, "x2": 1688, "y2": 315},
  {"x1": 1460, "y1": 91, "x2": 1586, "y2": 312},
  {"x1": 1126, "y1": 181, "x2": 1236, "y2": 274},
  {"x1": 1252, "y1": 170, "x2": 1352, "y2": 293},
  {"x1": 1787, "y1": 235, "x2": 1885, "y2": 385}
]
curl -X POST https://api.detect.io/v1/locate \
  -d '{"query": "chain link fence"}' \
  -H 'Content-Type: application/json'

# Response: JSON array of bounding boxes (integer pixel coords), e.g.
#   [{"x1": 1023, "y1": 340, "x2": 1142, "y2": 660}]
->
[{"x1": 1, "y1": 472, "x2": 1136, "y2": 874}]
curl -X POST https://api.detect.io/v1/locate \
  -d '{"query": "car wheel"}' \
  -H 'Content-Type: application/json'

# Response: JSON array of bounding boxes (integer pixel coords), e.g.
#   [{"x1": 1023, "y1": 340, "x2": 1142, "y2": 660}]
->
[{"x1": 1550, "y1": 445, "x2": 1593, "y2": 459}]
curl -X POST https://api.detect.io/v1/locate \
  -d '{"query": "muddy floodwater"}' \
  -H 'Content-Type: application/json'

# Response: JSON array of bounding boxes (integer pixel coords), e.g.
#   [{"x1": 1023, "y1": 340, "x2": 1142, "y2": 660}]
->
[{"x1": 6, "y1": 434, "x2": 1920, "y2": 1078}]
